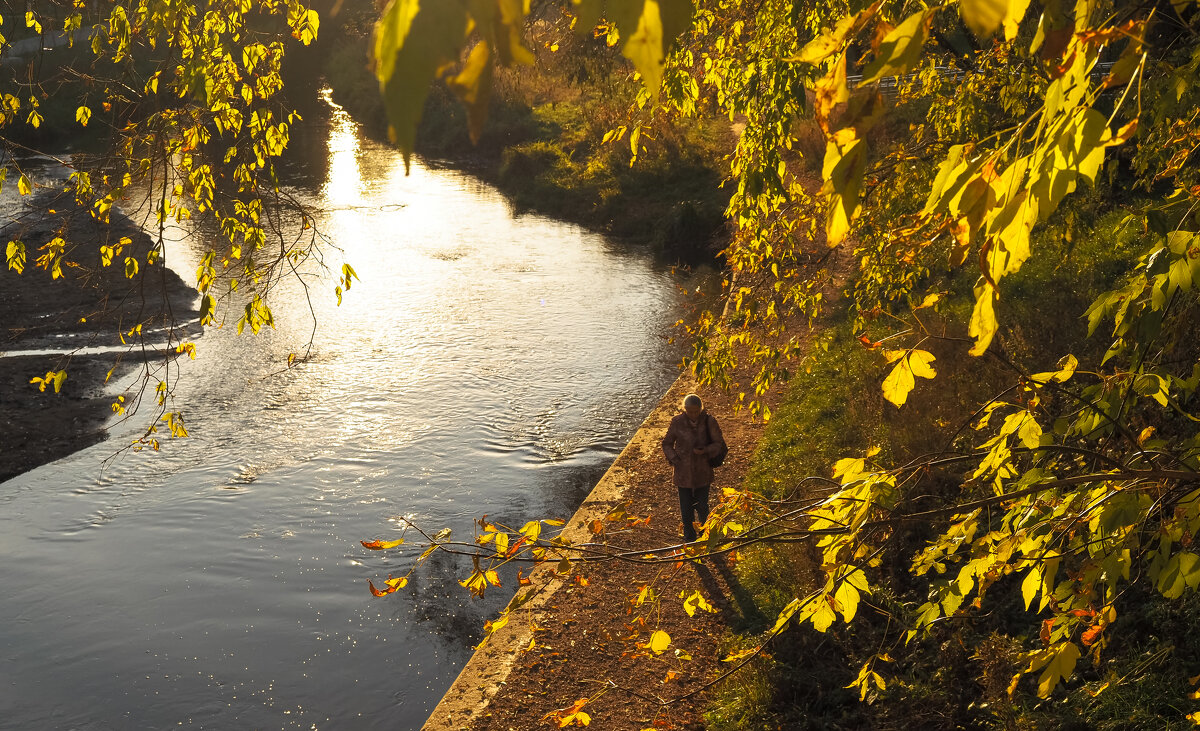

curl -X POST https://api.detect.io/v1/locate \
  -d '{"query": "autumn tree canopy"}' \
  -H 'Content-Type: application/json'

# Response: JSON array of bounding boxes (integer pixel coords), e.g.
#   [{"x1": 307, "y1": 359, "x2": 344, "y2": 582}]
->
[
  {"x1": 5, "y1": 0, "x2": 1200, "y2": 707},
  {"x1": 363, "y1": 0, "x2": 1200, "y2": 703}
]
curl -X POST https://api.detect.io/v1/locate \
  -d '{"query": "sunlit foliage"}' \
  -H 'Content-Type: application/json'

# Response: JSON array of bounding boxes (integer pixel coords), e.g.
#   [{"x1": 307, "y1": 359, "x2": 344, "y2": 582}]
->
[{"x1": 364, "y1": 0, "x2": 1200, "y2": 709}]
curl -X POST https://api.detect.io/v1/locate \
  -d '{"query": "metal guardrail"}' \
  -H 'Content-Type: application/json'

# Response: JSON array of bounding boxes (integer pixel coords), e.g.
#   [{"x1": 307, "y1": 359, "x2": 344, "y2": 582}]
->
[{"x1": 845, "y1": 60, "x2": 1117, "y2": 92}]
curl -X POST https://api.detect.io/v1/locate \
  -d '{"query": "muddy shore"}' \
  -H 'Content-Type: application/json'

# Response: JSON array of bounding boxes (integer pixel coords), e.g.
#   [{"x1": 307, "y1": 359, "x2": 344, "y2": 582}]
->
[{"x1": 0, "y1": 194, "x2": 198, "y2": 482}]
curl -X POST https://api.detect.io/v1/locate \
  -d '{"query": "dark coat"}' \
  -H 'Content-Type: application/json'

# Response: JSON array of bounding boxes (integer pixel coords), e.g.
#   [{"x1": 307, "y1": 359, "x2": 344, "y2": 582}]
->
[{"x1": 662, "y1": 411, "x2": 725, "y2": 489}]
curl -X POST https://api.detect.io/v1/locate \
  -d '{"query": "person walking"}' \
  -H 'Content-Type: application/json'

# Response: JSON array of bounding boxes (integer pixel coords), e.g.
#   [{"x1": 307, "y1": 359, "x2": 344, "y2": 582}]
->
[{"x1": 661, "y1": 393, "x2": 727, "y2": 543}]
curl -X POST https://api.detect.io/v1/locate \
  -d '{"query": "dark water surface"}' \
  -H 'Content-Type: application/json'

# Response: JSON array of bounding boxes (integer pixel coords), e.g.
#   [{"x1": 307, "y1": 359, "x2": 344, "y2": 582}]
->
[{"x1": 0, "y1": 91, "x2": 692, "y2": 729}]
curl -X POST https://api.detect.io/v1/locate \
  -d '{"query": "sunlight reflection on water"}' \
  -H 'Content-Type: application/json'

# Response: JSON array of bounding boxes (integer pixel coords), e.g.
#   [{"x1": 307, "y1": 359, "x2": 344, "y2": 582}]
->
[{"x1": 0, "y1": 90, "x2": 695, "y2": 729}]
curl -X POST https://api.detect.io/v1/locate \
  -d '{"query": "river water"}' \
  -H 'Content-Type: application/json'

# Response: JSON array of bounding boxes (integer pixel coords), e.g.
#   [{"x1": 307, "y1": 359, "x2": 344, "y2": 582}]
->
[{"x1": 0, "y1": 92, "x2": 694, "y2": 729}]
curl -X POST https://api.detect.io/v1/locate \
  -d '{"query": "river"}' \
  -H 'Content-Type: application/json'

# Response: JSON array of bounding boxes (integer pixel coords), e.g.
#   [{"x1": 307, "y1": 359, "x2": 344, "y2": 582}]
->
[{"x1": 0, "y1": 91, "x2": 695, "y2": 729}]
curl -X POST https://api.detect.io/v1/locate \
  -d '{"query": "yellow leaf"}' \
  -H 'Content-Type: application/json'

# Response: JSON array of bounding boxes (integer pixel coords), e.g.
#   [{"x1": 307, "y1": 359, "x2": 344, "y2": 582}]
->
[
  {"x1": 682, "y1": 589, "x2": 716, "y2": 617},
  {"x1": 1031, "y1": 354, "x2": 1079, "y2": 384},
  {"x1": 648, "y1": 630, "x2": 670, "y2": 654},
  {"x1": 907, "y1": 349, "x2": 937, "y2": 379},
  {"x1": 6, "y1": 240, "x2": 26, "y2": 273},
  {"x1": 814, "y1": 55, "x2": 849, "y2": 134},
  {"x1": 1002, "y1": 0, "x2": 1033, "y2": 41},
  {"x1": 882, "y1": 353, "x2": 936, "y2": 408},
  {"x1": 520, "y1": 520, "x2": 541, "y2": 541},
  {"x1": 821, "y1": 127, "x2": 865, "y2": 246},
  {"x1": 968, "y1": 280, "x2": 998, "y2": 356},
  {"x1": 860, "y1": 8, "x2": 934, "y2": 84},
  {"x1": 790, "y1": 1, "x2": 880, "y2": 64},
  {"x1": 916, "y1": 293, "x2": 941, "y2": 309},
  {"x1": 880, "y1": 359, "x2": 918, "y2": 411},
  {"x1": 959, "y1": 0, "x2": 1007, "y2": 39},
  {"x1": 805, "y1": 596, "x2": 837, "y2": 632},
  {"x1": 484, "y1": 613, "x2": 509, "y2": 635},
  {"x1": 721, "y1": 647, "x2": 759, "y2": 663},
  {"x1": 614, "y1": 0, "x2": 692, "y2": 99},
  {"x1": 18, "y1": 174, "x2": 31, "y2": 196},
  {"x1": 1034, "y1": 642, "x2": 1080, "y2": 698},
  {"x1": 360, "y1": 539, "x2": 404, "y2": 550},
  {"x1": 833, "y1": 579, "x2": 860, "y2": 622}
]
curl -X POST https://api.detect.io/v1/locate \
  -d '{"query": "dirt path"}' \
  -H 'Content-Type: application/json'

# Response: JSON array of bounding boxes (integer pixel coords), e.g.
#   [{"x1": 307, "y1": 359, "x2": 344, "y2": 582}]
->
[
  {"x1": 426, "y1": 371, "x2": 783, "y2": 731},
  {"x1": 423, "y1": 206, "x2": 851, "y2": 729}
]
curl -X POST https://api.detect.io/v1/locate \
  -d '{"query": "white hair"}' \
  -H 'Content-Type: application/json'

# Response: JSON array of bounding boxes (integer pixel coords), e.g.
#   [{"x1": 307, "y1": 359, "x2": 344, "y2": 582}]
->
[{"x1": 682, "y1": 393, "x2": 703, "y2": 410}]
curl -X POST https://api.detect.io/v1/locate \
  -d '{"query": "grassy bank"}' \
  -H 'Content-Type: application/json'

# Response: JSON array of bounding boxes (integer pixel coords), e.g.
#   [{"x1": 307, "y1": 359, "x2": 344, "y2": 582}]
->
[
  {"x1": 708, "y1": 187, "x2": 1200, "y2": 729},
  {"x1": 321, "y1": 9, "x2": 731, "y2": 263}
]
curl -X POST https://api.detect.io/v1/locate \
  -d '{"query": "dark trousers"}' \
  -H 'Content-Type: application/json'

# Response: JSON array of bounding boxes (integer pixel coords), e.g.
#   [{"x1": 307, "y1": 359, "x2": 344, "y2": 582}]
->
[{"x1": 678, "y1": 485, "x2": 711, "y2": 542}]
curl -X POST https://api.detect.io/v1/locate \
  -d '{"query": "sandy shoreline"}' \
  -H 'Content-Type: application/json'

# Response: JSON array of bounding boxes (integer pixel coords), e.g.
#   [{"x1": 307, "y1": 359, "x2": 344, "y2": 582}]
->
[{"x1": 0, "y1": 194, "x2": 199, "y2": 482}]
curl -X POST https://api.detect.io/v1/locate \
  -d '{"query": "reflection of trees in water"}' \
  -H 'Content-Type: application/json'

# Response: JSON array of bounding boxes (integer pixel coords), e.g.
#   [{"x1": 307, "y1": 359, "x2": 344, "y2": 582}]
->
[
  {"x1": 395, "y1": 460, "x2": 610, "y2": 650},
  {"x1": 401, "y1": 549, "x2": 496, "y2": 650}
]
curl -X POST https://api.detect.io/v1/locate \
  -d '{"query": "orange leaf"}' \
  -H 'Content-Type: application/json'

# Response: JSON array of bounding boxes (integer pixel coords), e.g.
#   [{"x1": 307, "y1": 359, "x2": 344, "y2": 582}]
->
[
  {"x1": 508, "y1": 535, "x2": 527, "y2": 556},
  {"x1": 368, "y1": 579, "x2": 399, "y2": 597},
  {"x1": 361, "y1": 539, "x2": 403, "y2": 550},
  {"x1": 1081, "y1": 624, "x2": 1103, "y2": 647}
]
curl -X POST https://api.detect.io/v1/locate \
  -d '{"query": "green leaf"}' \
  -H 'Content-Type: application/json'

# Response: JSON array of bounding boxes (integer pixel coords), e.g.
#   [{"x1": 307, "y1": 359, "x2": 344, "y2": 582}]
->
[
  {"x1": 199, "y1": 294, "x2": 217, "y2": 325},
  {"x1": 861, "y1": 9, "x2": 933, "y2": 84},
  {"x1": 617, "y1": 0, "x2": 695, "y2": 98},
  {"x1": 1156, "y1": 552, "x2": 1200, "y2": 599},
  {"x1": 373, "y1": 0, "x2": 469, "y2": 168}
]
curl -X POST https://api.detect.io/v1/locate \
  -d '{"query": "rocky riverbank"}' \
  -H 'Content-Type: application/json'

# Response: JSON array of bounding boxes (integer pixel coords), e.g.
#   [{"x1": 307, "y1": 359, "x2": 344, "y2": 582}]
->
[{"x1": 0, "y1": 193, "x2": 199, "y2": 482}]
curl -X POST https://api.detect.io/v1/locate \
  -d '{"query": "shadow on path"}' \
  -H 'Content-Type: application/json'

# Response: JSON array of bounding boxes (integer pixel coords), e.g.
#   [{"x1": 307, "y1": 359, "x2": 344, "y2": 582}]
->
[{"x1": 693, "y1": 556, "x2": 770, "y2": 633}]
